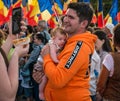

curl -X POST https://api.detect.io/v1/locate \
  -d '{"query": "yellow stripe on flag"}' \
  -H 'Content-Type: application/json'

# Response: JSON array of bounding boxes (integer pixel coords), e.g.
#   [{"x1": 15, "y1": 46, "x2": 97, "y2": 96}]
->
[
  {"x1": 54, "y1": 3, "x2": 62, "y2": 15},
  {"x1": 41, "y1": 10, "x2": 51, "y2": 21},
  {"x1": 0, "y1": 0, "x2": 8, "y2": 17},
  {"x1": 29, "y1": 0, "x2": 40, "y2": 17},
  {"x1": 34, "y1": 15, "x2": 38, "y2": 23},
  {"x1": 106, "y1": 17, "x2": 112, "y2": 24}
]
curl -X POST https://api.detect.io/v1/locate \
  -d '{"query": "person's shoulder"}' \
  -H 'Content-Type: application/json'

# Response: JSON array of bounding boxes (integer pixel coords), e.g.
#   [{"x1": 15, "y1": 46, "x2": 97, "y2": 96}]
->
[
  {"x1": 39, "y1": 44, "x2": 44, "y2": 49},
  {"x1": 32, "y1": 45, "x2": 41, "y2": 52},
  {"x1": 104, "y1": 53, "x2": 113, "y2": 62},
  {"x1": 92, "y1": 50, "x2": 100, "y2": 62},
  {"x1": 41, "y1": 30, "x2": 49, "y2": 35},
  {"x1": 43, "y1": 30, "x2": 49, "y2": 33},
  {"x1": 103, "y1": 51, "x2": 109, "y2": 57}
]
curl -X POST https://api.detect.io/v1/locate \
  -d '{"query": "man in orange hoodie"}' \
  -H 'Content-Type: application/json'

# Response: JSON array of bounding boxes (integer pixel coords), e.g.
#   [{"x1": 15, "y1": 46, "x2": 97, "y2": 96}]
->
[{"x1": 41, "y1": 2, "x2": 97, "y2": 101}]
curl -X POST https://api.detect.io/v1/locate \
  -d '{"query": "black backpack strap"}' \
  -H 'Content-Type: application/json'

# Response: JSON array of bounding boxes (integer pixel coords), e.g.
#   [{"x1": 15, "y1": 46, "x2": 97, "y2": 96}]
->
[{"x1": 0, "y1": 47, "x2": 9, "y2": 68}]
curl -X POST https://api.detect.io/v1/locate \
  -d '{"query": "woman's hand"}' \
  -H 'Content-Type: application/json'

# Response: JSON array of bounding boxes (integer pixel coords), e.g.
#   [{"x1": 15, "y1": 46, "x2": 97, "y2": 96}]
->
[{"x1": 14, "y1": 44, "x2": 29, "y2": 58}]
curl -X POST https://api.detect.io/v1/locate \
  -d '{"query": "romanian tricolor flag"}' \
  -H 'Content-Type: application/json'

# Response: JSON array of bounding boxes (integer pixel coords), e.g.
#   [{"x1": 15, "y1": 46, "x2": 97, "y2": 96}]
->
[
  {"x1": 53, "y1": 0, "x2": 63, "y2": 15},
  {"x1": 63, "y1": 0, "x2": 77, "y2": 13},
  {"x1": 41, "y1": 10, "x2": 52, "y2": 21},
  {"x1": 6, "y1": 0, "x2": 22, "y2": 24},
  {"x1": 27, "y1": 0, "x2": 40, "y2": 18},
  {"x1": 0, "y1": 0, "x2": 11, "y2": 25},
  {"x1": 91, "y1": 13, "x2": 97, "y2": 24},
  {"x1": 116, "y1": 12, "x2": 120, "y2": 23},
  {"x1": 81, "y1": 0, "x2": 97, "y2": 24},
  {"x1": 2, "y1": 0, "x2": 11, "y2": 8},
  {"x1": 38, "y1": 0, "x2": 54, "y2": 21},
  {"x1": 50, "y1": 0, "x2": 63, "y2": 27},
  {"x1": 12, "y1": 0, "x2": 22, "y2": 8},
  {"x1": 47, "y1": 0, "x2": 64, "y2": 28},
  {"x1": 26, "y1": 0, "x2": 53, "y2": 26},
  {"x1": 104, "y1": 0, "x2": 118, "y2": 25},
  {"x1": 48, "y1": 14, "x2": 58, "y2": 28},
  {"x1": 97, "y1": 0, "x2": 104, "y2": 28},
  {"x1": 51, "y1": 0, "x2": 77, "y2": 28},
  {"x1": 24, "y1": 0, "x2": 39, "y2": 26}
]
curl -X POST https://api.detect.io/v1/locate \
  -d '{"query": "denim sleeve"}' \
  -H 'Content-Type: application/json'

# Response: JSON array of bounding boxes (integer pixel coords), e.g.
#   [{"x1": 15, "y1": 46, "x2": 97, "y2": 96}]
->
[{"x1": 23, "y1": 46, "x2": 41, "y2": 70}]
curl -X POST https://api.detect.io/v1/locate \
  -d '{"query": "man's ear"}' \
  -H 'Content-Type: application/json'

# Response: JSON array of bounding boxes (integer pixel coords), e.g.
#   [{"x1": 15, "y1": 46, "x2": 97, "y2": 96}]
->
[{"x1": 80, "y1": 20, "x2": 88, "y2": 28}]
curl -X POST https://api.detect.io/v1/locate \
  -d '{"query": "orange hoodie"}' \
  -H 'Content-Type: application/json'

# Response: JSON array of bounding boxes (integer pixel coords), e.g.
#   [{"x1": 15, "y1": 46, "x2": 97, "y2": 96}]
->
[{"x1": 43, "y1": 31, "x2": 97, "y2": 101}]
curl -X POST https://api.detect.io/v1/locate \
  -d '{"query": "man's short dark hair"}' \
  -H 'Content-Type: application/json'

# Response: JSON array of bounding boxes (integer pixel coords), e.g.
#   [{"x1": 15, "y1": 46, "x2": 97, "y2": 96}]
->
[{"x1": 67, "y1": 2, "x2": 94, "y2": 27}]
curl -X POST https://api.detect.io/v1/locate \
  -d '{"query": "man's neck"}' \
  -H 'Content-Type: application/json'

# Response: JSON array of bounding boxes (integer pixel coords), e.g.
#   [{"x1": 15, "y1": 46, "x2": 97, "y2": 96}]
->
[{"x1": 68, "y1": 29, "x2": 87, "y2": 38}]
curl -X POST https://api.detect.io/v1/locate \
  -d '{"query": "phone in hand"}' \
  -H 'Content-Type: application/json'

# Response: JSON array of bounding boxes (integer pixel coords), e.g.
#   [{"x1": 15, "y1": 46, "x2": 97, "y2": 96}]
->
[{"x1": 12, "y1": 7, "x2": 22, "y2": 34}]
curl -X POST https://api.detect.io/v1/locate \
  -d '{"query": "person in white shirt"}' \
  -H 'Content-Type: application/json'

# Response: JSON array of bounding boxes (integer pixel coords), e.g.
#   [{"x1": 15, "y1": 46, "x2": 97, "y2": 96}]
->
[
  {"x1": 97, "y1": 23, "x2": 120, "y2": 101},
  {"x1": 90, "y1": 50, "x2": 101, "y2": 101}
]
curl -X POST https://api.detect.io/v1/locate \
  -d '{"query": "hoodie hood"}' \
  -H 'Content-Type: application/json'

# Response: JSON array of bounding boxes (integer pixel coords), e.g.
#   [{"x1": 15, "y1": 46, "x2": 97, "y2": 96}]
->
[{"x1": 67, "y1": 31, "x2": 97, "y2": 53}]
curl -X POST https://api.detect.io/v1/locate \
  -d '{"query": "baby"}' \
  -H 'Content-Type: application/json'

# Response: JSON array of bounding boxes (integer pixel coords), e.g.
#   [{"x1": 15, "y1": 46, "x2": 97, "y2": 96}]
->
[{"x1": 38, "y1": 27, "x2": 68, "y2": 100}]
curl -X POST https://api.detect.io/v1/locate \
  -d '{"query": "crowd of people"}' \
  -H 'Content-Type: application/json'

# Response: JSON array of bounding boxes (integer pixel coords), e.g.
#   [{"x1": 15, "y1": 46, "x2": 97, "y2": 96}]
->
[{"x1": 0, "y1": 2, "x2": 120, "y2": 101}]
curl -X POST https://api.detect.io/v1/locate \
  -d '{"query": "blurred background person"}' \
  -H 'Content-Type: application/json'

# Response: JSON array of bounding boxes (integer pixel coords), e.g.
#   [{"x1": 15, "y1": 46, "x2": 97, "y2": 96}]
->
[
  {"x1": 97, "y1": 23, "x2": 120, "y2": 101},
  {"x1": 93, "y1": 30, "x2": 112, "y2": 68},
  {"x1": 36, "y1": 20, "x2": 51, "y2": 43},
  {"x1": 102, "y1": 23, "x2": 115, "y2": 52}
]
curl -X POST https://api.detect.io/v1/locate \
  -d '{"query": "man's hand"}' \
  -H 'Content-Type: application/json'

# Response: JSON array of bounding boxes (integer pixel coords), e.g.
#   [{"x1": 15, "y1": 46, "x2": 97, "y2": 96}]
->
[{"x1": 41, "y1": 44, "x2": 50, "y2": 58}]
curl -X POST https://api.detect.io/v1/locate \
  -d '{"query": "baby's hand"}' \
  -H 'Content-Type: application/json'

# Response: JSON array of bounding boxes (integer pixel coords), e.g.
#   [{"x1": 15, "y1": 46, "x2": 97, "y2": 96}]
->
[{"x1": 41, "y1": 44, "x2": 50, "y2": 58}]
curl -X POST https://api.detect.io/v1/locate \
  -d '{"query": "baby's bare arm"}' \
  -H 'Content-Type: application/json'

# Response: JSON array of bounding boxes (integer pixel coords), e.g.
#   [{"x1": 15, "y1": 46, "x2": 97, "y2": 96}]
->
[{"x1": 49, "y1": 43, "x2": 59, "y2": 63}]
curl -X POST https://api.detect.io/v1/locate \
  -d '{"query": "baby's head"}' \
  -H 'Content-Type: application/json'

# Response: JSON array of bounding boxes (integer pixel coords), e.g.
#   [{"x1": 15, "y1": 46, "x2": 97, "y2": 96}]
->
[{"x1": 51, "y1": 27, "x2": 68, "y2": 49}]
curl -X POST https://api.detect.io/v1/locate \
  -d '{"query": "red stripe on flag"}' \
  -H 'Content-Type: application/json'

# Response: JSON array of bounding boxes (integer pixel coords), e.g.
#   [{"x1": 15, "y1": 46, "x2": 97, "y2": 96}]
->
[
  {"x1": 27, "y1": 16, "x2": 37, "y2": 26},
  {"x1": 0, "y1": 14, "x2": 6, "y2": 25},
  {"x1": 98, "y1": 12, "x2": 104, "y2": 28},
  {"x1": 116, "y1": 12, "x2": 120, "y2": 22}
]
